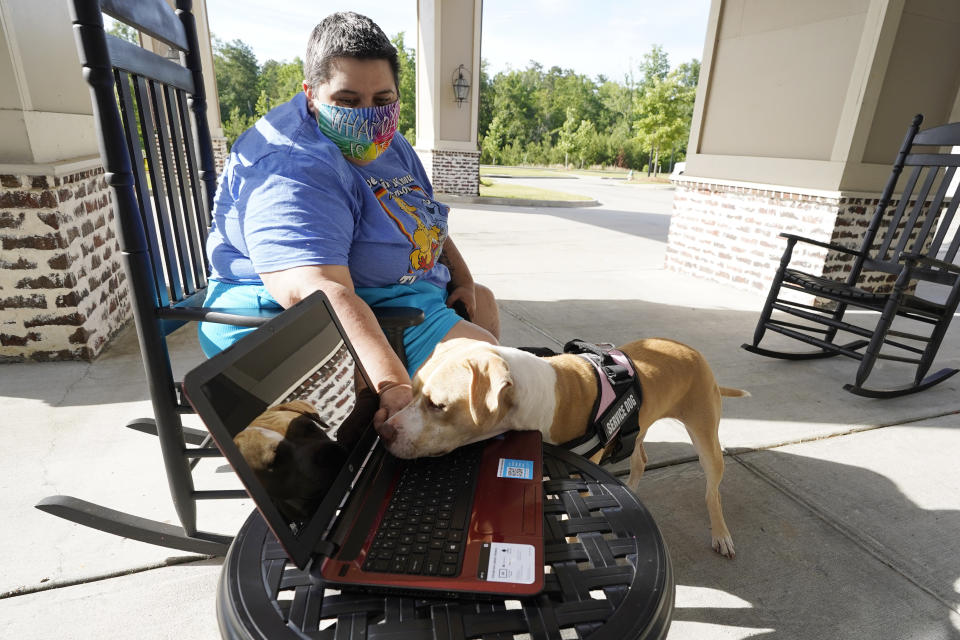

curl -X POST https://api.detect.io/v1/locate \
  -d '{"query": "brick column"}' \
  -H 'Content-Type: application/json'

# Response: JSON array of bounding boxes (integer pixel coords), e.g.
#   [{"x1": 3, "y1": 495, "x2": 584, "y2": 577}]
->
[
  {"x1": 0, "y1": 162, "x2": 130, "y2": 362},
  {"x1": 212, "y1": 135, "x2": 229, "y2": 174},
  {"x1": 418, "y1": 148, "x2": 480, "y2": 196}
]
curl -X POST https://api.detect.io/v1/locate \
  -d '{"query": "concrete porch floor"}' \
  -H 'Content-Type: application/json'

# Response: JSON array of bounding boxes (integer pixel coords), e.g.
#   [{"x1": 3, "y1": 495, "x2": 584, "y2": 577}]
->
[{"x1": 1, "y1": 177, "x2": 959, "y2": 639}]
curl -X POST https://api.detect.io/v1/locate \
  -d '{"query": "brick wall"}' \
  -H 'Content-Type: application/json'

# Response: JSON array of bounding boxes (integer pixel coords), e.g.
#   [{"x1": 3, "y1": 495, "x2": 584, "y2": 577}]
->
[
  {"x1": 0, "y1": 165, "x2": 131, "y2": 362},
  {"x1": 666, "y1": 179, "x2": 842, "y2": 293},
  {"x1": 212, "y1": 135, "x2": 228, "y2": 175},
  {"x1": 419, "y1": 148, "x2": 480, "y2": 196},
  {"x1": 665, "y1": 178, "x2": 924, "y2": 298},
  {"x1": 822, "y1": 196, "x2": 933, "y2": 292},
  {"x1": 281, "y1": 343, "x2": 358, "y2": 436}
]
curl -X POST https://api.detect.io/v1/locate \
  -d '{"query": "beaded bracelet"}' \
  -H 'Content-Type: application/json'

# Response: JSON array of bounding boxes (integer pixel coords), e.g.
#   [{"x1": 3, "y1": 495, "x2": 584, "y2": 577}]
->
[{"x1": 377, "y1": 381, "x2": 412, "y2": 395}]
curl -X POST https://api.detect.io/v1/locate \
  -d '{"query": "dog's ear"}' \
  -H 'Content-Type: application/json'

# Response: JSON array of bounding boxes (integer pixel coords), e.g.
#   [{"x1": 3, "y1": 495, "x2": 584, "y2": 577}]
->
[
  {"x1": 465, "y1": 352, "x2": 513, "y2": 428},
  {"x1": 234, "y1": 429, "x2": 281, "y2": 472},
  {"x1": 272, "y1": 400, "x2": 321, "y2": 421},
  {"x1": 285, "y1": 415, "x2": 331, "y2": 442}
]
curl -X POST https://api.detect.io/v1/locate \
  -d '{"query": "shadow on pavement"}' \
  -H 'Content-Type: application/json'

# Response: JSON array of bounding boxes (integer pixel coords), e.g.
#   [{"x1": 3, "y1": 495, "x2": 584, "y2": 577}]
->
[{"x1": 640, "y1": 447, "x2": 960, "y2": 639}]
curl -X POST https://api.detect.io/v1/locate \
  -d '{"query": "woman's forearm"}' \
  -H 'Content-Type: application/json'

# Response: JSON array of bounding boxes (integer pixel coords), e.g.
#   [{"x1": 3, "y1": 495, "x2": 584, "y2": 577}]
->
[
  {"x1": 325, "y1": 284, "x2": 412, "y2": 388},
  {"x1": 260, "y1": 265, "x2": 410, "y2": 390}
]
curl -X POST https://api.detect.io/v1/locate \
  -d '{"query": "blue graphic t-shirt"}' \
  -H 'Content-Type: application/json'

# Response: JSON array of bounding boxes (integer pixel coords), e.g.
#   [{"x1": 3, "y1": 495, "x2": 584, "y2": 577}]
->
[{"x1": 206, "y1": 92, "x2": 450, "y2": 289}]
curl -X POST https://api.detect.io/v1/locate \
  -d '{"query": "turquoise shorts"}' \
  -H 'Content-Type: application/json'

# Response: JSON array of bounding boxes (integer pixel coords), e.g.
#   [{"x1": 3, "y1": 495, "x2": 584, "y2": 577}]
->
[
  {"x1": 354, "y1": 281, "x2": 462, "y2": 375},
  {"x1": 197, "y1": 279, "x2": 461, "y2": 376},
  {"x1": 197, "y1": 280, "x2": 283, "y2": 359}
]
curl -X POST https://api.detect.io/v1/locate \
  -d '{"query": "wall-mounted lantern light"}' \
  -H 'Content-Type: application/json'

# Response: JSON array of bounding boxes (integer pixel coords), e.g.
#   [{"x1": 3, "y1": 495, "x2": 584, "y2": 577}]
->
[{"x1": 452, "y1": 64, "x2": 471, "y2": 108}]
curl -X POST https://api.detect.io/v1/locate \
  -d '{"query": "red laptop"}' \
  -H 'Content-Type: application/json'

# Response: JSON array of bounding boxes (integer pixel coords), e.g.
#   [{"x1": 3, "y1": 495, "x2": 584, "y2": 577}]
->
[{"x1": 183, "y1": 291, "x2": 544, "y2": 597}]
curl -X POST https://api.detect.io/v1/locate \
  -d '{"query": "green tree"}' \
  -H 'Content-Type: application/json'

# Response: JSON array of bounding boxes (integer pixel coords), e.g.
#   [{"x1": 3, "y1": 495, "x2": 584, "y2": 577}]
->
[
  {"x1": 258, "y1": 58, "x2": 303, "y2": 110},
  {"x1": 675, "y1": 59, "x2": 701, "y2": 89},
  {"x1": 572, "y1": 119, "x2": 599, "y2": 168},
  {"x1": 633, "y1": 67, "x2": 695, "y2": 175},
  {"x1": 597, "y1": 79, "x2": 632, "y2": 130},
  {"x1": 481, "y1": 114, "x2": 509, "y2": 164},
  {"x1": 556, "y1": 108, "x2": 579, "y2": 168},
  {"x1": 637, "y1": 44, "x2": 670, "y2": 91},
  {"x1": 208, "y1": 33, "x2": 699, "y2": 169},
  {"x1": 222, "y1": 105, "x2": 255, "y2": 148},
  {"x1": 213, "y1": 37, "x2": 260, "y2": 119},
  {"x1": 253, "y1": 90, "x2": 270, "y2": 119},
  {"x1": 490, "y1": 65, "x2": 541, "y2": 147},
  {"x1": 391, "y1": 32, "x2": 417, "y2": 143},
  {"x1": 546, "y1": 71, "x2": 602, "y2": 138},
  {"x1": 478, "y1": 58, "x2": 494, "y2": 140},
  {"x1": 108, "y1": 21, "x2": 138, "y2": 44}
]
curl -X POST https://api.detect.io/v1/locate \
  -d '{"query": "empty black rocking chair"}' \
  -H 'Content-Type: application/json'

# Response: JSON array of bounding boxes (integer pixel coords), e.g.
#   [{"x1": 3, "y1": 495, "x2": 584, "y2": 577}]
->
[{"x1": 743, "y1": 114, "x2": 960, "y2": 398}]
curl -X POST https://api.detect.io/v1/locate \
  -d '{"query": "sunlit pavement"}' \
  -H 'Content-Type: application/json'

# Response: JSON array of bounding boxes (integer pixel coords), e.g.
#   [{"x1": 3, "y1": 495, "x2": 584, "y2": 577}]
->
[{"x1": 2, "y1": 177, "x2": 958, "y2": 639}]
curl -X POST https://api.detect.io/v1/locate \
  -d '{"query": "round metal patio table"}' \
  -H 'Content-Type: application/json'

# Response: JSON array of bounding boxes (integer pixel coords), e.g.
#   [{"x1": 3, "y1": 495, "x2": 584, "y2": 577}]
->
[{"x1": 217, "y1": 444, "x2": 674, "y2": 639}]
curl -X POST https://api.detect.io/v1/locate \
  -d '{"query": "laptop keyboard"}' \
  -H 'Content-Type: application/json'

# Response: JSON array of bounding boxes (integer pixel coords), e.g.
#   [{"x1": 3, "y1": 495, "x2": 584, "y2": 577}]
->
[{"x1": 362, "y1": 443, "x2": 482, "y2": 576}]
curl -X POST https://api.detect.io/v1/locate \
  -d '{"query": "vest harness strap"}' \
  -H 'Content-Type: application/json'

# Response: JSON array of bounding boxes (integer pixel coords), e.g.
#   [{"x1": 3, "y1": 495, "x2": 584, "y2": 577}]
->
[{"x1": 558, "y1": 340, "x2": 643, "y2": 461}]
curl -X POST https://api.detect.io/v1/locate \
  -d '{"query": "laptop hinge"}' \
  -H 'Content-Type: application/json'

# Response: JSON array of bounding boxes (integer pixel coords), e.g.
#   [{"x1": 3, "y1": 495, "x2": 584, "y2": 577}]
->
[{"x1": 313, "y1": 540, "x2": 338, "y2": 558}]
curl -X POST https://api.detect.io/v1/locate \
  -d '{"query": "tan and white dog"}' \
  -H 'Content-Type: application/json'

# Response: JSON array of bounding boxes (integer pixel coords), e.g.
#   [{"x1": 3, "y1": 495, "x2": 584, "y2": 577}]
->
[
  {"x1": 377, "y1": 337, "x2": 747, "y2": 558},
  {"x1": 234, "y1": 400, "x2": 347, "y2": 523}
]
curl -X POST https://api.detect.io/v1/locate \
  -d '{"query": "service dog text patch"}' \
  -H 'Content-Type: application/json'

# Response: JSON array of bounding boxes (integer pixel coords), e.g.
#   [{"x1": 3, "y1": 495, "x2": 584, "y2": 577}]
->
[
  {"x1": 477, "y1": 542, "x2": 536, "y2": 584},
  {"x1": 597, "y1": 385, "x2": 641, "y2": 446},
  {"x1": 497, "y1": 458, "x2": 534, "y2": 480}
]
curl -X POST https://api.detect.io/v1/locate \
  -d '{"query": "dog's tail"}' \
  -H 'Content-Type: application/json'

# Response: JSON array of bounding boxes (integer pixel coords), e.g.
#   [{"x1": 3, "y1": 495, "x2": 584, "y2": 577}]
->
[{"x1": 719, "y1": 386, "x2": 751, "y2": 398}]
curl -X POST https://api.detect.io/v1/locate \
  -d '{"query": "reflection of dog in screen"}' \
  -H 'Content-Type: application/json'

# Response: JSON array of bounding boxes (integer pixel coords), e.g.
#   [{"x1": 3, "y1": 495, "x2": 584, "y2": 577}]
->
[{"x1": 233, "y1": 400, "x2": 347, "y2": 523}]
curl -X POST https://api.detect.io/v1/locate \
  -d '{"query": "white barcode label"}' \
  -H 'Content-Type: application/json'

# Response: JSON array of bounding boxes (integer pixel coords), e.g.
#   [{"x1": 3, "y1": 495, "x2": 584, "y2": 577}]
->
[
  {"x1": 497, "y1": 458, "x2": 533, "y2": 480},
  {"x1": 484, "y1": 542, "x2": 536, "y2": 584}
]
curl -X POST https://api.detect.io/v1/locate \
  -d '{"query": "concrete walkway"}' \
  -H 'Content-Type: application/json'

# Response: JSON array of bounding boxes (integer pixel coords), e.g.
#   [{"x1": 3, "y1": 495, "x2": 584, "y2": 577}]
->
[{"x1": 2, "y1": 177, "x2": 959, "y2": 639}]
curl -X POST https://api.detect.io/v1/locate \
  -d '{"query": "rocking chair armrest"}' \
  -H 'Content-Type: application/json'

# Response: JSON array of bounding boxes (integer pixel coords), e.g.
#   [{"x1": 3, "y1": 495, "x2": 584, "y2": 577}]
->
[
  {"x1": 372, "y1": 306, "x2": 425, "y2": 330},
  {"x1": 778, "y1": 233, "x2": 863, "y2": 257},
  {"x1": 899, "y1": 252, "x2": 960, "y2": 275},
  {"x1": 171, "y1": 306, "x2": 425, "y2": 330},
  {"x1": 160, "y1": 306, "x2": 280, "y2": 327}
]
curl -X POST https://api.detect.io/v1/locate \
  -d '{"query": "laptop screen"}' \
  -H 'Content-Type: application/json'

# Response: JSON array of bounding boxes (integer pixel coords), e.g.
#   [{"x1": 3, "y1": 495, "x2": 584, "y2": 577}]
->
[{"x1": 183, "y1": 292, "x2": 381, "y2": 567}]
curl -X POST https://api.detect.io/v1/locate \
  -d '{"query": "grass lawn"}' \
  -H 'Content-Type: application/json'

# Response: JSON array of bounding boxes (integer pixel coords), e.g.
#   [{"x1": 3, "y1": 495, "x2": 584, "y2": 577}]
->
[
  {"x1": 566, "y1": 167, "x2": 630, "y2": 178},
  {"x1": 625, "y1": 174, "x2": 673, "y2": 185},
  {"x1": 480, "y1": 164, "x2": 672, "y2": 184},
  {"x1": 478, "y1": 178, "x2": 593, "y2": 201},
  {"x1": 479, "y1": 165, "x2": 563, "y2": 178},
  {"x1": 568, "y1": 167, "x2": 673, "y2": 184}
]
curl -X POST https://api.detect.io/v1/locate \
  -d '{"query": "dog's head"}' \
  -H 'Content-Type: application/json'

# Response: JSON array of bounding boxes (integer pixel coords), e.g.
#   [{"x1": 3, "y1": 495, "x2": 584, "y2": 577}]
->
[
  {"x1": 233, "y1": 400, "x2": 347, "y2": 523},
  {"x1": 379, "y1": 338, "x2": 514, "y2": 458}
]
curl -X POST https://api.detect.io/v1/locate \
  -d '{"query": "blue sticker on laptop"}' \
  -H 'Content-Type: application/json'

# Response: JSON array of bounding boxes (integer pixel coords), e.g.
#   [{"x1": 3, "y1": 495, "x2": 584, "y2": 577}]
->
[{"x1": 497, "y1": 458, "x2": 534, "y2": 480}]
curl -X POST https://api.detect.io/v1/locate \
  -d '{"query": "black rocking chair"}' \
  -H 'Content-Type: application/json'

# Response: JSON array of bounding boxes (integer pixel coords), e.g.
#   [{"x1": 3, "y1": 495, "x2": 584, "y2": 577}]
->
[
  {"x1": 37, "y1": 0, "x2": 420, "y2": 555},
  {"x1": 743, "y1": 114, "x2": 960, "y2": 398}
]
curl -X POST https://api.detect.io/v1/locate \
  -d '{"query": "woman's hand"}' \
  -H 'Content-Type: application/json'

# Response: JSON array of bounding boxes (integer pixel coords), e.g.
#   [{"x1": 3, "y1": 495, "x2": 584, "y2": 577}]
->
[
  {"x1": 373, "y1": 382, "x2": 413, "y2": 429},
  {"x1": 439, "y1": 237, "x2": 478, "y2": 320},
  {"x1": 446, "y1": 284, "x2": 477, "y2": 319}
]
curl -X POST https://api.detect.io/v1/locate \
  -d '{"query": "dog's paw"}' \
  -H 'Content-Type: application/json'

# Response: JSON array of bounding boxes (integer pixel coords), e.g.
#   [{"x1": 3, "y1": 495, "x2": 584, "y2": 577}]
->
[{"x1": 712, "y1": 534, "x2": 735, "y2": 559}]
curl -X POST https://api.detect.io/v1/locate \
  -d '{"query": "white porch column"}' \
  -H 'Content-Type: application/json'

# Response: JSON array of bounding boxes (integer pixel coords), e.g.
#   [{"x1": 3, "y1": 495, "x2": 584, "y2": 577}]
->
[{"x1": 415, "y1": 0, "x2": 482, "y2": 196}]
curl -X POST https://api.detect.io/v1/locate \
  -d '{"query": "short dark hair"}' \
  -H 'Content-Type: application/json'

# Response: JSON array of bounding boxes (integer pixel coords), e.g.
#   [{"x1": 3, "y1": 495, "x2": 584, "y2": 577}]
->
[{"x1": 304, "y1": 12, "x2": 400, "y2": 93}]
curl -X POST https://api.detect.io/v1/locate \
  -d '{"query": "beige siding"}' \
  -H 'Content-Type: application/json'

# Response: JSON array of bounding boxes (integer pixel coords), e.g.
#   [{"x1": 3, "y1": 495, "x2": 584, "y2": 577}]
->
[
  {"x1": 862, "y1": 4, "x2": 960, "y2": 164},
  {"x1": 700, "y1": 0, "x2": 868, "y2": 161}
]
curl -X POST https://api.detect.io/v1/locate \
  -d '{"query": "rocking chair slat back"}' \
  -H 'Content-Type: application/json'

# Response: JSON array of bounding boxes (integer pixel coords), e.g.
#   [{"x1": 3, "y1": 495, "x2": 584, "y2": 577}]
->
[
  {"x1": 743, "y1": 113, "x2": 960, "y2": 398},
  {"x1": 44, "y1": 0, "x2": 425, "y2": 554}
]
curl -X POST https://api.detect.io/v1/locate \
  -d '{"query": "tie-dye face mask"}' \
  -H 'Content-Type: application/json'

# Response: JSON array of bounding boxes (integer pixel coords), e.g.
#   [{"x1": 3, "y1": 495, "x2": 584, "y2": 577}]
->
[{"x1": 315, "y1": 101, "x2": 400, "y2": 162}]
